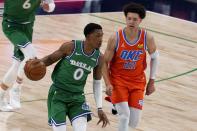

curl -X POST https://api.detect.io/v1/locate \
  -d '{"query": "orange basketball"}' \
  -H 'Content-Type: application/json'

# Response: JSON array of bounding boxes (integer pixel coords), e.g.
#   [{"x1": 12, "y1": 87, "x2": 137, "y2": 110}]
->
[{"x1": 24, "y1": 59, "x2": 46, "y2": 81}]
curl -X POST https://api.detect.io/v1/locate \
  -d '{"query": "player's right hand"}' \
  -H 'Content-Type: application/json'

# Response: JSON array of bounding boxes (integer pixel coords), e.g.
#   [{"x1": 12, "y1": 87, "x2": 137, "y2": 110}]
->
[
  {"x1": 97, "y1": 109, "x2": 110, "y2": 128},
  {"x1": 106, "y1": 84, "x2": 113, "y2": 96}
]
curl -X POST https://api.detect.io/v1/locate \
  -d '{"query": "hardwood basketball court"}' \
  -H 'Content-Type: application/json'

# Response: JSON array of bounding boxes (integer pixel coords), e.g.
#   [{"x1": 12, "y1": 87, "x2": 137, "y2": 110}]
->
[{"x1": 0, "y1": 12, "x2": 197, "y2": 131}]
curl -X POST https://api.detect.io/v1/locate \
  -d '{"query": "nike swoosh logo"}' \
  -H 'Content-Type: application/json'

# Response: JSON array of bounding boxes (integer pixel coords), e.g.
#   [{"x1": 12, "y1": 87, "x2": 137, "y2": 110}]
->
[
  {"x1": 75, "y1": 53, "x2": 82, "y2": 55},
  {"x1": 91, "y1": 58, "x2": 96, "y2": 61}
]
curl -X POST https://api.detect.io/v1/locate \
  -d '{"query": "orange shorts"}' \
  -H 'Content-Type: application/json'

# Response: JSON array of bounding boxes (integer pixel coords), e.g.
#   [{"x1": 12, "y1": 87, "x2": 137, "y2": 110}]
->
[{"x1": 111, "y1": 82, "x2": 145, "y2": 110}]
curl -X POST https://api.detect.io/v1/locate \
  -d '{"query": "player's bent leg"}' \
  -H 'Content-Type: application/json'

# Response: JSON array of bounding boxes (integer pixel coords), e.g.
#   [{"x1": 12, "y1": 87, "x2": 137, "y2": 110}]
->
[
  {"x1": 115, "y1": 102, "x2": 130, "y2": 131},
  {"x1": 2, "y1": 58, "x2": 21, "y2": 89},
  {"x1": 128, "y1": 107, "x2": 142, "y2": 129},
  {"x1": 0, "y1": 59, "x2": 20, "y2": 111},
  {"x1": 10, "y1": 43, "x2": 37, "y2": 109},
  {"x1": 52, "y1": 124, "x2": 66, "y2": 131},
  {"x1": 72, "y1": 116, "x2": 87, "y2": 131}
]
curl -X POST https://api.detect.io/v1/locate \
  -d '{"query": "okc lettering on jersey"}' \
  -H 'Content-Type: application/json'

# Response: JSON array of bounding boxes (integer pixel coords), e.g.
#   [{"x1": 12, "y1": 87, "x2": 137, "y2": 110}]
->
[
  {"x1": 120, "y1": 50, "x2": 143, "y2": 69},
  {"x1": 120, "y1": 50, "x2": 143, "y2": 61},
  {"x1": 70, "y1": 60, "x2": 93, "y2": 71}
]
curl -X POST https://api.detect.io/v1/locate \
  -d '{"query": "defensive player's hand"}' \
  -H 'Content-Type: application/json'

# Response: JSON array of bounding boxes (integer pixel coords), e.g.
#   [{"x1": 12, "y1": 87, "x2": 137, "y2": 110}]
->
[
  {"x1": 145, "y1": 79, "x2": 155, "y2": 95},
  {"x1": 106, "y1": 84, "x2": 113, "y2": 96},
  {"x1": 97, "y1": 109, "x2": 110, "y2": 128}
]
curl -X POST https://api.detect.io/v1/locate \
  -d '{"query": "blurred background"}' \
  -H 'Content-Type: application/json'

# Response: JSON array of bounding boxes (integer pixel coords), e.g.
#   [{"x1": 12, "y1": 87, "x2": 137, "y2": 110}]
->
[{"x1": 0, "y1": 0, "x2": 197, "y2": 22}]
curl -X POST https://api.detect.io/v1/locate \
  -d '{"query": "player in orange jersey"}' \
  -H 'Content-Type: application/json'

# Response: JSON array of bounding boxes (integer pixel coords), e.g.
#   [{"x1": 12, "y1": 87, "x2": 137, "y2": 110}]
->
[{"x1": 102, "y1": 2, "x2": 159, "y2": 131}]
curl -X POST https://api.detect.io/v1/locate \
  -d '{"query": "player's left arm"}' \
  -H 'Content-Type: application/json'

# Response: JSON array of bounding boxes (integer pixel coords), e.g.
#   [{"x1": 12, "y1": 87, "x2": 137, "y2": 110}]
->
[
  {"x1": 146, "y1": 32, "x2": 159, "y2": 95},
  {"x1": 93, "y1": 54, "x2": 109, "y2": 127},
  {"x1": 93, "y1": 54, "x2": 104, "y2": 109},
  {"x1": 41, "y1": 41, "x2": 73, "y2": 66},
  {"x1": 41, "y1": 0, "x2": 55, "y2": 13}
]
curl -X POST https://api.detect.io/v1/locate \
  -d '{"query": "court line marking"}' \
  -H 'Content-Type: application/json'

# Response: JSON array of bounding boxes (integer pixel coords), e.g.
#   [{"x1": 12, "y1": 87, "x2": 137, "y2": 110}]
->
[{"x1": 21, "y1": 68, "x2": 197, "y2": 103}]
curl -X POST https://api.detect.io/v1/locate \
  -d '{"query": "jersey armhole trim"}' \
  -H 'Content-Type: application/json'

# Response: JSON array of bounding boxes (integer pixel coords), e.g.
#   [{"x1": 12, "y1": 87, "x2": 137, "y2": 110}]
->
[
  {"x1": 65, "y1": 40, "x2": 76, "y2": 59},
  {"x1": 115, "y1": 31, "x2": 119, "y2": 52},
  {"x1": 95, "y1": 51, "x2": 101, "y2": 66},
  {"x1": 144, "y1": 30, "x2": 148, "y2": 51}
]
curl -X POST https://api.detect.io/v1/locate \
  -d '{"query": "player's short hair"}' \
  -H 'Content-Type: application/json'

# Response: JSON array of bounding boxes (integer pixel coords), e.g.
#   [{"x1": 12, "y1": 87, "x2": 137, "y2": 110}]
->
[
  {"x1": 84, "y1": 23, "x2": 102, "y2": 37},
  {"x1": 123, "y1": 2, "x2": 146, "y2": 19}
]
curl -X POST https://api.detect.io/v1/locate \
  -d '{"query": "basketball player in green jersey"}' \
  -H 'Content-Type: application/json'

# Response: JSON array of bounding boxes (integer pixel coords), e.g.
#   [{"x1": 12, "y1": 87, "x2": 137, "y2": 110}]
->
[
  {"x1": 0, "y1": 0, "x2": 55, "y2": 111},
  {"x1": 40, "y1": 23, "x2": 109, "y2": 131}
]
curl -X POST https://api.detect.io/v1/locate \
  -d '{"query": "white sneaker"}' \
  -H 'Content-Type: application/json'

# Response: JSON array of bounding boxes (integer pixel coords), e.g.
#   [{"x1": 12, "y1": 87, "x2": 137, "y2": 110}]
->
[
  {"x1": 0, "y1": 92, "x2": 14, "y2": 112},
  {"x1": 0, "y1": 103, "x2": 14, "y2": 112},
  {"x1": 9, "y1": 87, "x2": 21, "y2": 109}
]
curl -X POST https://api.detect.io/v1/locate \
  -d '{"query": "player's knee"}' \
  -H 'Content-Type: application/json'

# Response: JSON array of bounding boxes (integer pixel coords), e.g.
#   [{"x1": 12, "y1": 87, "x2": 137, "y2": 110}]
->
[
  {"x1": 52, "y1": 123, "x2": 66, "y2": 131},
  {"x1": 115, "y1": 102, "x2": 130, "y2": 122},
  {"x1": 118, "y1": 110, "x2": 130, "y2": 122},
  {"x1": 72, "y1": 117, "x2": 87, "y2": 131}
]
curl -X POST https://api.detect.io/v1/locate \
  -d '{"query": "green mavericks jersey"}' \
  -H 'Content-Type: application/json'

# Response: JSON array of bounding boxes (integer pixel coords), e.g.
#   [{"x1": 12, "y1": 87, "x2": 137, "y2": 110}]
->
[
  {"x1": 3, "y1": 0, "x2": 41, "y2": 23},
  {"x1": 52, "y1": 40, "x2": 101, "y2": 93}
]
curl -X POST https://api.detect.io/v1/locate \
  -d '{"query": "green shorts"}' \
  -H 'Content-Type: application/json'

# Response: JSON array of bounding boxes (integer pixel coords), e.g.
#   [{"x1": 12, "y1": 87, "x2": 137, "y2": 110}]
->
[
  {"x1": 47, "y1": 85, "x2": 92, "y2": 126},
  {"x1": 2, "y1": 19, "x2": 34, "y2": 61}
]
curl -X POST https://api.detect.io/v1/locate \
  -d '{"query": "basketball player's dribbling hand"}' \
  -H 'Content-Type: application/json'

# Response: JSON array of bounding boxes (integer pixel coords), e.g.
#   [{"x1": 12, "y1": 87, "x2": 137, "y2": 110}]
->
[
  {"x1": 97, "y1": 110, "x2": 110, "y2": 128},
  {"x1": 26, "y1": 58, "x2": 44, "y2": 67},
  {"x1": 106, "y1": 84, "x2": 113, "y2": 96},
  {"x1": 145, "y1": 79, "x2": 155, "y2": 95}
]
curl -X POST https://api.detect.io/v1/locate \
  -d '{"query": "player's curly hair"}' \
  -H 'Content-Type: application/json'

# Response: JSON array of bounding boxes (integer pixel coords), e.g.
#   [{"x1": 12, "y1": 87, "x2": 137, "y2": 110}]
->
[
  {"x1": 84, "y1": 23, "x2": 102, "y2": 37},
  {"x1": 123, "y1": 2, "x2": 146, "y2": 19}
]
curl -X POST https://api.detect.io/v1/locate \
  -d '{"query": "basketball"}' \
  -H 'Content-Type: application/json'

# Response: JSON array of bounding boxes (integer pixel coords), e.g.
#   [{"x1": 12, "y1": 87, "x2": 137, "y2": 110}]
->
[{"x1": 24, "y1": 59, "x2": 46, "y2": 81}]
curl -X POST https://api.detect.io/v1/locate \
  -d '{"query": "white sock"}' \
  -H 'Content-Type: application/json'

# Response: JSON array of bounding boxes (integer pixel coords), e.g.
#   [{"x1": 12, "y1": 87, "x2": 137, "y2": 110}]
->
[
  {"x1": 10, "y1": 78, "x2": 22, "y2": 95},
  {"x1": 0, "y1": 87, "x2": 6, "y2": 97},
  {"x1": 12, "y1": 81, "x2": 22, "y2": 90},
  {"x1": 72, "y1": 117, "x2": 87, "y2": 131}
]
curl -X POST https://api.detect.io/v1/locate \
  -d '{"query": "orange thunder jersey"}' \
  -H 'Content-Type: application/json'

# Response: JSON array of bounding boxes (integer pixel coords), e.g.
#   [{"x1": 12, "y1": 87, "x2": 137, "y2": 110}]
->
[{"x1": 109, "y1": 28, "x2": 147, "y2": 87}]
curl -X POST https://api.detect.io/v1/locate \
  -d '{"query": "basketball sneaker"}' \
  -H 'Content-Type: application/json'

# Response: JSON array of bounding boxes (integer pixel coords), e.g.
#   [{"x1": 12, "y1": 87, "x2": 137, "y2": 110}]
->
[
  {"x1": 112, "y1": 104, "x2": 118, "y2": 115},
  {"x1": 9, "y1": 86, "x2": 21, "y2": 109},
  {"x1": 0, "y1": 91, "x2": 14, "y2": 112}
]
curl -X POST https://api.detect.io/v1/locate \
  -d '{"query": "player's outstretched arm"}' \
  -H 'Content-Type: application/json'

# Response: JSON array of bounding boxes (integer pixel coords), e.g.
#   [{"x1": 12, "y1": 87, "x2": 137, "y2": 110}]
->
[{"x1": 41, "y1": 41, "x2": 74, "y2": 66}]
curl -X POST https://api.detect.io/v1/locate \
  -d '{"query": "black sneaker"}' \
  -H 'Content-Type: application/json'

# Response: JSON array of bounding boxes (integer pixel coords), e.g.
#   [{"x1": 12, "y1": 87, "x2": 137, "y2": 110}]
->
[
  {"x1": 112, "y1": 108, "x2": 118, "y2": 115},
  {"x1": 111, "y1": 104, "x2": 118, "y2": 115}
]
